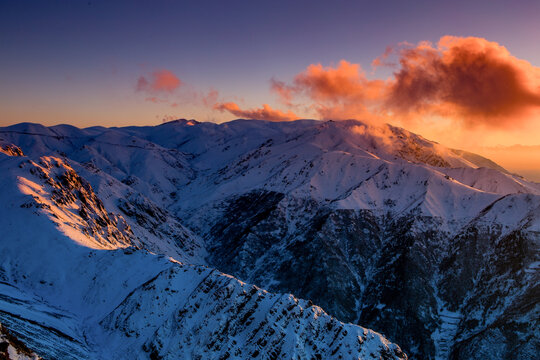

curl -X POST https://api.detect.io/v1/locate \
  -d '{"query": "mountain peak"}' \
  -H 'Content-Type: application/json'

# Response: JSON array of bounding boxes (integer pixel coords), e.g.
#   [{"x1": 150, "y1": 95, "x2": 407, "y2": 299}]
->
[{"x1": 160, "y1": 118, "x2": 200, "y2": 126}]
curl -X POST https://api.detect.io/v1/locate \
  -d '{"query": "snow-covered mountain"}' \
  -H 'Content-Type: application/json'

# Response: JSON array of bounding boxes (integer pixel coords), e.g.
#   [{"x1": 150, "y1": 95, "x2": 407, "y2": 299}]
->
[
  {"x1": 0, "y1": 118, "x2": 538, "y2": 359},
  {"x1": 0, "y1": 142, "x2": 405, "y2": 359}
]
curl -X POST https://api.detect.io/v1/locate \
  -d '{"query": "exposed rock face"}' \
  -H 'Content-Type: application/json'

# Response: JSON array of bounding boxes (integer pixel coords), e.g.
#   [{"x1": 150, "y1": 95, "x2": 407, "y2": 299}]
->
[
  {"x1": 20, "y1": 155, "x2": 136, "y2": 249},
  {"x1": 199, "y1": 191, "x2": 539, "y2": 359},
  {"x1": 117, "y1": 193, "x2": 203, "y2": 260},
  {"x1": 0, "y1": 253, "x2": 407, "y2": 360},
  {"x1": 0, "y1": 323, "x2": 41, "y2": 360},
  {"x1": 0, "y1": 141, "x2": 24, "y2": 157},
  {"x1": 100, "y1": 265, "x2": 406, "y2": 360},
  {"x1": 438, "y1": 195, "x2": 540, "y2": 360}
]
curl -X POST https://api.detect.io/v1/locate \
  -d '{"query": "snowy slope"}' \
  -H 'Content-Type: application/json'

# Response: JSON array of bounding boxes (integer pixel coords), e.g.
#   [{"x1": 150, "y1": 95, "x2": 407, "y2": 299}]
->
[
  {"x1": 3, "y1": 119, "x2": 538, "y2": 215},
  {"x1": 0, "y1": 139, "x2": 406, "y2": 359},
  {"x1": 118, "y1": 119, "x2": 540, "y2": 217}
]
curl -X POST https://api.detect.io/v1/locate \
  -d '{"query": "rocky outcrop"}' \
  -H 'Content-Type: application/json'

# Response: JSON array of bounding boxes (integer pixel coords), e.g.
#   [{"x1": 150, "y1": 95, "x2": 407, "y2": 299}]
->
[
  {"x1": 0, "y1": 141, "x2": 24, "y2": 157},
  {"x1": 100, "y1": 265, "x2": 407, "y2": 359},
  {"x1": 0, "y1": 323, "x2": 41, "y2": 360},
  {"x1": 21, "y1": 156, "x2": 136, "y2": 248}
]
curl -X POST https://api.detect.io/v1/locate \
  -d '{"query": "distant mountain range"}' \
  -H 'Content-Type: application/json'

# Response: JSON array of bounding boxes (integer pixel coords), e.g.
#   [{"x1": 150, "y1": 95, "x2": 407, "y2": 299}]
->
[{"x1": 0, "y1": 119, "x2": 538, "y2": 359}]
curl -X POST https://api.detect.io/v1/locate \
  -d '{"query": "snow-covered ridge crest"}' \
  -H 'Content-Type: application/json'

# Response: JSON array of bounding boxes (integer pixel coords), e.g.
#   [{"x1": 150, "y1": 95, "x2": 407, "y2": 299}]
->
[{"x1": 2, "y1": 119, "x2": 538, "y2": 211}]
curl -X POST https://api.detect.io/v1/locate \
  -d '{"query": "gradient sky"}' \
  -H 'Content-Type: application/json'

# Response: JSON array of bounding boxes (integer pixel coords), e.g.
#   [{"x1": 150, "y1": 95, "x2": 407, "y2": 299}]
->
[{"x1": 1, "y1": 0, "x2": 540, "y2": 179}]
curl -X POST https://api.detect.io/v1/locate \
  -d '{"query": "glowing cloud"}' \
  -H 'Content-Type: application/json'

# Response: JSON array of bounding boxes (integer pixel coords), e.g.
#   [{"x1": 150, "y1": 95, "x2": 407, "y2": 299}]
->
[
  {"x1": 214, "y1": 102, "x2": 299, "y2": 122},
  {"x1": 136, "y1": 69, "x2": 182, "y2": 93},
  {"x1": 272, "y1": 60, "x2": 387, "y2": 120},
  {"x1": 271, "y1": 36, "x2": 540, "y2": 128},
  {"x1": 135, "y1": 70, "x2": 216, "y2": 109},
  {"x1": 270, "y1": 79, "x2": 295, "y2": 107},
  {"x1": 387, "y1": 36, "x2": 540, "y2": 127}
]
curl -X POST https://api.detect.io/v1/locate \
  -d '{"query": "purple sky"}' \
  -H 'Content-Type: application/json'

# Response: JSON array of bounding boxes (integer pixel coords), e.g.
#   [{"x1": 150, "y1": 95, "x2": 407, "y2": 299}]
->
[
  {"x1": 2, "y1": 0, "x2": 540, "y2": 179},
  {"x1": 1, "y1": 0, "x2": 539, "y2": 127}
]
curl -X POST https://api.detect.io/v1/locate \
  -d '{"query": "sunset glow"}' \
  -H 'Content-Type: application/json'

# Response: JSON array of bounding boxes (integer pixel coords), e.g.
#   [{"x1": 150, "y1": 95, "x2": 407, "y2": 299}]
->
[
  {"x1": 1, "y1": 2, "x2": 539, "y2": 358},
  {"x1": 1, "y1": 0, "x2": 539, "y2": 179}
]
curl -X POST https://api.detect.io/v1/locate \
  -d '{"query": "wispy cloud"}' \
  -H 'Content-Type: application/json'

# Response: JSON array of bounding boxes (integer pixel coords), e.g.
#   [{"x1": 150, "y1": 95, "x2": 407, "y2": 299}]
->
[{"x1": 214, "y1": 102, "x2": 299, "y2": 121}]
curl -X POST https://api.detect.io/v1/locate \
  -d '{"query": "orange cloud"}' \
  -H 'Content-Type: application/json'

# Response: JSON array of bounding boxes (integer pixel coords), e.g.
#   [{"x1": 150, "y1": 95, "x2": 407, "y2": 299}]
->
[
  {"x1": 144, "y1": 96, "x2": 170, "y2": 104},
  {"x1": 271, "y1": 37, "x2": 540, "y2": 128},
  {"x1": 270, "y1": 79, "x2": 295, "y2": 107},
  {"x1": 136, "y1": 69, "x2": 182, "y2": 93},
  {"x1": 294, "y1": 60, "x2": 386, "y2": 103},
  {"x1": 387, "y1": 36, "x2": 540, "y2": 127},
  {"x1": 272, "y1": 60, "x2": 387, "y2": 120},
  {"x1": 214, "y1": 102, "x2": 299, "y2": 122},
  {"x1": 135, "y1": 70, "x2": 213, "y2": 108}
]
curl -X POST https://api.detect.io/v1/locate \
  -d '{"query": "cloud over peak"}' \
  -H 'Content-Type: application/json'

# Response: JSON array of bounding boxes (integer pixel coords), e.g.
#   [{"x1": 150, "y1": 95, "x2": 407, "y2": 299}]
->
[
  {"x1": 271, "y1": 60, "x2": 386, "y2": 121},
  {"x1": 270, "y1": 36, "x2": 540, "y2": 129},
  {"x1": 214, "y1": 102, "x2": 299, "y2": 122}
]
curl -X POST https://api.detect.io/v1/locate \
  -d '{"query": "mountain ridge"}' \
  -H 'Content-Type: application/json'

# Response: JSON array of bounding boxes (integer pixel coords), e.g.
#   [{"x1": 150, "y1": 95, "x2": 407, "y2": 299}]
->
[
  {"x1": 0, "y1": 118, "x2": 538, "y2": 359},
  {"x1": 0, "y1": 146, "x2": 406, "y2": 359}
]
